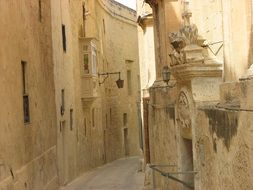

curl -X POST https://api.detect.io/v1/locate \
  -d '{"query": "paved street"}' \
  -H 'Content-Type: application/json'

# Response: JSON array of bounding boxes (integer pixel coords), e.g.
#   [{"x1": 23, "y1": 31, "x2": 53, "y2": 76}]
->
[{"x1": 61, "y1": 157, "x2": 144, "y2": 190}]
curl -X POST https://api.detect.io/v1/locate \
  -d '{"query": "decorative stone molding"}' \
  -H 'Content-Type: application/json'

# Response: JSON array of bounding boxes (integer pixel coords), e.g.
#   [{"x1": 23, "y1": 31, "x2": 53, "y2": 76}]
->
[
  {"x1": 171, "y1": 63, "x2": 222, "y2": 82},
  {"x1": 137, "y1": 14, "x2": 153, "y2": 29},
  {"x1": 168, "y1": 9, "x2": 222, "y2": 82}
]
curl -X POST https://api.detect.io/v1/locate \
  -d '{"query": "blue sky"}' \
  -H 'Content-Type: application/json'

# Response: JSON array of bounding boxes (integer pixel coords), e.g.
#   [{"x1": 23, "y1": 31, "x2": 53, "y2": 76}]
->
[{"x1": 114, "y1": 0, "x2": 136, "y2": 10}]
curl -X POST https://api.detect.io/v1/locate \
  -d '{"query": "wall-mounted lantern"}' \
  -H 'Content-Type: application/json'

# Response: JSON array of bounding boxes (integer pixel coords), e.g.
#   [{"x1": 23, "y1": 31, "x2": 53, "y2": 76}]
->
[
  {"x1": 160, "y1": 66, "x2": 176, "y2": 88},
  {"x1": 162, "y1": 66, "x2": 171, "y2": 85},
  {"x1": 98, "y1": 72, "x2": 124, "y2": 89}
]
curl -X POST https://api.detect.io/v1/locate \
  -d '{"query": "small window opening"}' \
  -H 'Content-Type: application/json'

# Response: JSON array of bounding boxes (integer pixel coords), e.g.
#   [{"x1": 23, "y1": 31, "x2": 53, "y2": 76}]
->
[
  {"x1": 38, "y1": 0, "x2": 42, "y2": 22},
  {"x1": 127, "y1": 70, "x2": 132, "y2": 95},
  {"x1": 84, "y1": 118, "x2": 87, "y2": 136},
  {"x1": 62, "y1": 24, "x2": 66, "y2": 52},
  {"x1": 21, "y1": 61, "x2": 30, "y2": 123},
  {"x1": 123, "y1": 113, "x2": 128, "y2": 127},
  {"x1": 70, "y1": 109, "x2": 73, "y2": 130},
  {"x1": 110, "y1": 108, "x2": 112, "y2": 124},
  {"x1": 61, "y1": 89, "x2": 65, "y2": 115},
  {"x1": 82, "y1": 3, "x2": 86, "y2": 22},
  {"x1": 92, "y1": 108, "x2": 95, "y2": 127},
  {"x1": 83, "y1": 53, "x2": 89, "y2": 74},
  {"x1": 103, "y1": 19, "x2": 106, "y2": 34},
  {"x1": 105, "y1": 114, "x2": 108, "y2": 129},
  {"x1": 82, "y1": 2, "x2": 86, "y2": 37}
]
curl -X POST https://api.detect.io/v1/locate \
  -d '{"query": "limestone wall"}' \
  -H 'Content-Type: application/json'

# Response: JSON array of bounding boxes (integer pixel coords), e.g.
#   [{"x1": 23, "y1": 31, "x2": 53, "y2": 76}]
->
[
  {"x1": 148, "y1": 87, "x2": 179, "y2": 190},
  {"x1": 0, "y1": 0, "x2": 58, "y2": 189},
  {"x1": 142, "y1": 0, "x2": 224, "y2": 189},
  {"x1": 195, "y1": 86, "x2": 253, "y2": 189},
  {"x1": 51, "y1": 0, "x2": 80, "y2": 185},
  {"x1": 190, "y1": 0, "x2": 223, "y2": 62},
  {"x1": 51, "y1": 0, "x2": 141, "y2": 184},
  {"x1": 222, "y1": 0, "x2": 253, "y2": 81},
  {"x1": 94, "y1": 0, "x2": 141, "y2": 160},
  {"x1": 0, "y1": 0, "x2": 140, "y2": 189},
  {"x1": 50, "y1": 0, "x2": 140, "y2": 184},
  {"x1": 143, "y1": 0, "x2": 253, "y2": 189}
]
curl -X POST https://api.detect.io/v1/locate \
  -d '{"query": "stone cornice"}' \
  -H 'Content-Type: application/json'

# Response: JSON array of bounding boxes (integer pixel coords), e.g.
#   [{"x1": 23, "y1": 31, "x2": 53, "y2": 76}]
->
[
  {"x1": 137, "y1": 14, "x2": 153, "y2": 28},
  {"x1": 171, "y1": 63, "x2": 223, "y2": 82}
]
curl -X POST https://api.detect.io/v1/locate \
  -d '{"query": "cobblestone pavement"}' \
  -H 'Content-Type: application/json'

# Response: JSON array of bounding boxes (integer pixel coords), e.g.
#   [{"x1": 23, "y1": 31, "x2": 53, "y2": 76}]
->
[{"x1": 61, "y1": 157, "x2": 144, "y2": 190}]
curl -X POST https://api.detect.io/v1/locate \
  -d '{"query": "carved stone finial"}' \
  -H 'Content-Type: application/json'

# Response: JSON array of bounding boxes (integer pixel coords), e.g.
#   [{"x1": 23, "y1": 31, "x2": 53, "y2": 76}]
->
[
  {"x1": 182, "y1": 10, "x2": 192, "y2": 26},
  {"x1": 169, "y1": 7, "x2": 204, "y2": 66}
]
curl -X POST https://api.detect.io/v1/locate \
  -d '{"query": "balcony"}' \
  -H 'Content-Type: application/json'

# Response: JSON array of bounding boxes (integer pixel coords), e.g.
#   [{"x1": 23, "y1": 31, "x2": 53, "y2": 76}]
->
[
  {"x1": 81, "y1": 75, "x2": 98, "y2": 102},
  {"x1": 79, "y1": 38, "x2": 98, "y2": 102}
]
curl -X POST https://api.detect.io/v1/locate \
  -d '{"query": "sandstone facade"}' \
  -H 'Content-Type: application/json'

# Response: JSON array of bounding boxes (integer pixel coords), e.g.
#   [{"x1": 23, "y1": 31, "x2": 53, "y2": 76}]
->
[
  {"x1": 0, "y1": 0, "x2": 58, "y2": 189},
  {"x1": 139, "y1": 0, "x2": 253, "y2": 189},
  {"x1": 137, "y1": 0, "x2": 156, "y2": 166},
  {"x1": 0, "y1": 0, "x2": 140, "y2": 189}
]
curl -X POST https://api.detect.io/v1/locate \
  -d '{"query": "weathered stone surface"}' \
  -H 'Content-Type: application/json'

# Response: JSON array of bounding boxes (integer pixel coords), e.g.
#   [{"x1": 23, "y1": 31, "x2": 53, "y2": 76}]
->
[
  {"x1": 0, "y1": 0, "x2": 58, "y2": 189},
  {"x1": 1, "y1": 0, "x2": 141, "y2": 189},
  {"x1": 137, "y1": 0, "x2": 253, "y2": 189}
]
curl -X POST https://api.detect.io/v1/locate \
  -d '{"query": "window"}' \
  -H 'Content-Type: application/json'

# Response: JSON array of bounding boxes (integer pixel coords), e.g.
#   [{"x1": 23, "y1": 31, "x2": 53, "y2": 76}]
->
[
  {"x1": 82, "y1": 2, "x2": 86, "y2": 22},
  {"x1": 103, "y1": 19, "x2": 106, "y2": 34},
  {"x1": 110, "y1": 108, "x2": 112, "y2": 124},
  {"x1": 82, "y1": 42, "x2": 97, "y2": 75},
  {"x1": 61, "y1": 89, "x2": 65, "y2": 115},
  {"x1": 38, "y1": 0, "x2": 42, "y2": 22},
  {"x1": 92, "y1": 108, "x2": 95, "y2": 127},
  {"x1": 127, "y1": 70, "x2": 132, "y2": 95},
  {"x1": 23, "y1": 95, "x2": 30, "y2": 123},
  {"x1": 21, "y1": 61, "x2": 30, "y2": 123},
  {"x1": 70, "y1": 109, "x2": 73, "y2": 130},
  {"x1": 82, "y1": 2, "x2": 86, "y2": 37},
  {"x1": 105, "y1": 114, "x2": 108, "y2": 129},
  {"x1": 123, "y1": 113, "x2": 128, "y2": 127},
  {"x1": 84, "y1": 118, "x2": 87, "y2": 136},
  {"x1": 62, "y1": 24, "x2": 66, "y2": 52},
  {"x1": 83, "y1": 53, "x2": 89, "y2": 73},
  {"x1": 21, "y1": 61, "x2": 27, "y2": 94}
]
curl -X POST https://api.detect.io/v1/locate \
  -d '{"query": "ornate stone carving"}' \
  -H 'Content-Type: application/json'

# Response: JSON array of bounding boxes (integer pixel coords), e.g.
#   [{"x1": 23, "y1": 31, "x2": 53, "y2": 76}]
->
[
  {"x1": 177, "y1": 91, "x2": 191, "y2": 129},
  {"x1": 169, "y1": 32, "x2": 185, "y2": 65},
  {"x1": 169, "y1": 9, "x2": 204, "y2": 66},
  {"x1": 177, "y1": 91, "x2": 192, "y2": 139},
  {"x1": 180, "y1": 12, "x2": 199, "y2": 45}
]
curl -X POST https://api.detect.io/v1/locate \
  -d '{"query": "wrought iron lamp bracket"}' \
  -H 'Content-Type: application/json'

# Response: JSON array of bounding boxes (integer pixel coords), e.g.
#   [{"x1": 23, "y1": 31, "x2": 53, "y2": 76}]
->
[{"x1": 98, "y1": 72, "x2": 124, "y2": 88}]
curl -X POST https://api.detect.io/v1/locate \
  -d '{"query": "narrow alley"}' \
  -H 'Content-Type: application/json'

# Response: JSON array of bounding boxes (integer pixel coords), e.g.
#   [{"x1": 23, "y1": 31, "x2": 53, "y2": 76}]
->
[
  {"x1": 1, "y1": 0, "x2": 253, "y2": 189},
  {"x1": 60, "y1": 157, "x2": 144, "y2": 190}
]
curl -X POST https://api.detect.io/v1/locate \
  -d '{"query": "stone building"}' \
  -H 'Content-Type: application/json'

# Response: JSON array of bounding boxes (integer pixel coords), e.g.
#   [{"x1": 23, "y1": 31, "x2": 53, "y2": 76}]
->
[
  {"x1": 137, "y1": 0, "x2": 156, "y2": 166},
  {"x1": 0, "y1": 0, "x2": 140, "y2": 189},
  {"x1": 52, "y1": 0, "x2": 141, "y2": 186},
  {"x1": 0, "y1": 1, "x2": 58, "y2": 189},
  {"x1": 139, "y1": 0, "x2": 253, "y2": 189}
]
